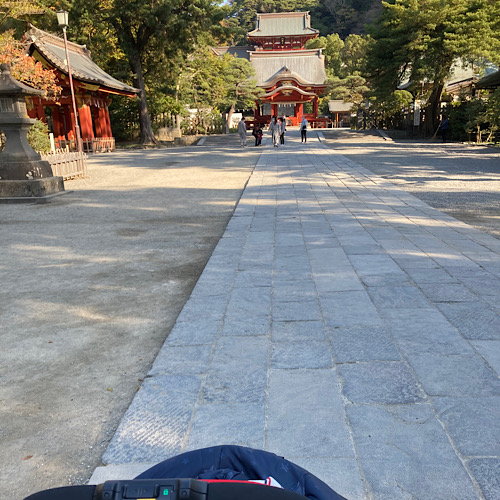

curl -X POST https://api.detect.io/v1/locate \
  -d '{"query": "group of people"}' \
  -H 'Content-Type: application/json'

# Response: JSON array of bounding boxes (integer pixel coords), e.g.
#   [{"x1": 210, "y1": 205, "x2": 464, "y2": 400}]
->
[{"x1": 238, "y1": 115, "x2": 309, "y2": 148}]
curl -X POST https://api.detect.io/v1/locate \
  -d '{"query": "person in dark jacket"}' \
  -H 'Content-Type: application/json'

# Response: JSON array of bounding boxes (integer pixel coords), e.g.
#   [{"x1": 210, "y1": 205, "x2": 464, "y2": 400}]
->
[
  {"x1": 253, "y1": 124, "x2": 263, "y2": 146},
  {"x1": 440, "y1": 115, "x2": 449, "y2": 143}
]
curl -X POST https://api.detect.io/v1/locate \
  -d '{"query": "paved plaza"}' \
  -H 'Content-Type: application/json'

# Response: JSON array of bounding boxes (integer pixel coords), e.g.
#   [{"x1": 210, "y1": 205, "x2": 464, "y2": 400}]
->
[{"x1": 92, "y1": 131, "x2": 500, "y2": 499}]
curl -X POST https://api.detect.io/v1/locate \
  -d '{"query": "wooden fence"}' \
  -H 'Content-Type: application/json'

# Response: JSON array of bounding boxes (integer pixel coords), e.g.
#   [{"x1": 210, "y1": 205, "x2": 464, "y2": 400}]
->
[
  {"x1": 55, "y1": 137, "x2": 115, "y2": 153},
  {"x1": 41, "y1": 149, "x2": 88, "y2": 180},
  {"x1": 82, "y1": 137, "x2": 115, "y2": 153}
]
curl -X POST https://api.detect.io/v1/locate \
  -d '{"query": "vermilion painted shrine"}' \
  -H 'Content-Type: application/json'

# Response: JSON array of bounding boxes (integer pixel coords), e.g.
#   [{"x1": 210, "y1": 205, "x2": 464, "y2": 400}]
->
[
  {"x1": 213, "y1": 12, "x2": 327, "y2": 127},
  {"x1": 26, "y1": 26, "x2": 138, "y2": 151}
]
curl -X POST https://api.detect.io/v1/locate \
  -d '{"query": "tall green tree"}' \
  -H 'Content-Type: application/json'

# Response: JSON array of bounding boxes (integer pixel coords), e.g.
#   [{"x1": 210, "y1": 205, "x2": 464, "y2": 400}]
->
[
  {"x1": 367, "y1": 0, "x2": 500, "y2": 135},
  {"x1": 179, "y1": 50, "x2": 260, "y2": 132},
  {"x1": 0, "y1": 0, "x2": 46, "y2": 32},
  {"x1": 306, "y1": 33, "x2": 344, "y2": 76},
  {"x1": 328, "y1": 73, "x2": 369, "y2": 105},
  {"x1": 340, "y1": 33, "x2": 372, "y2": 76},
  {"x1": 73, "y1": 0, "x2": 222, "y2": 145},
  {"x1": 220, "y1": 56, "x2": 260, "y2": 132},
  {"x1": 310, "y1": 0, "x2": 382, "y2": 37}
]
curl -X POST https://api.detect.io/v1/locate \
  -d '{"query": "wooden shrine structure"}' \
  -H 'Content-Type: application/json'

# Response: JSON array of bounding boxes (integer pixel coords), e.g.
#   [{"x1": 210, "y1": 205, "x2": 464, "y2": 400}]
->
[
  {"x1": 25, "y1": 25, "x2": 139, "y2": 151},
  {"x1": 214, "y1": 12, "x2": 327, "y2": 127}
]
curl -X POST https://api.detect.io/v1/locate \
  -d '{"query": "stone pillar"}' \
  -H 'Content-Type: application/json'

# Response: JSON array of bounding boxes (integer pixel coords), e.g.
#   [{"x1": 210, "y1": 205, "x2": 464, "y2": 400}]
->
[{"x1": 0, "y1": 63, "x2": 64, "y2": 200}]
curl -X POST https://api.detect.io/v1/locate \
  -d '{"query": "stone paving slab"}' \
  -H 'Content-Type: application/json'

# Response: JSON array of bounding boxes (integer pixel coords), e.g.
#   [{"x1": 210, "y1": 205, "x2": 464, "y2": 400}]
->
[{"x1": 95, "y1": 133, "x2": 500, "y2": 500}]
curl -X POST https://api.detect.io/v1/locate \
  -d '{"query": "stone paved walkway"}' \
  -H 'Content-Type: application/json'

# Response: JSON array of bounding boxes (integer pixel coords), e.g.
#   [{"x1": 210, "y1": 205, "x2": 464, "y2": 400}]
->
[{"x1": 94, "y1": 131, "x2": 500, "y2": 500}]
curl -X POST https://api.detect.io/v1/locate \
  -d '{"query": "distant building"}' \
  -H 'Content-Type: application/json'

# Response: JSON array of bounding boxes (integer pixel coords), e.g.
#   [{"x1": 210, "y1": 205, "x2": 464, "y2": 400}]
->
[
  {"x1": 26, "y1": 25, "x2": 139, "y2": 151},
  {"x1": 328, "y1": 100, "x2": 353, "y2": 127},
  {"x1": 477, "y1": 69, "x2": 500, "y2": 92},
  {"x1": 214, "y1": 12, "x2": 327, "y2": 127}
]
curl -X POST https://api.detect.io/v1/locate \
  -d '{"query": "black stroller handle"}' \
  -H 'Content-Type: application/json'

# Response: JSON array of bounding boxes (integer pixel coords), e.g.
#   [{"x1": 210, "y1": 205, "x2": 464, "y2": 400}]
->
[{"x1": 24, "y1": 478, "x2": 310, "y2": 500}]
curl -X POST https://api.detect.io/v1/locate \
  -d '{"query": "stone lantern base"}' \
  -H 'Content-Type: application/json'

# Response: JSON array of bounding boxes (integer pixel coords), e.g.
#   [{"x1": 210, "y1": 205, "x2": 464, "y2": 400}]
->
[{"x1": 0, "y1": 175, "x2": 66, "y2": 203}]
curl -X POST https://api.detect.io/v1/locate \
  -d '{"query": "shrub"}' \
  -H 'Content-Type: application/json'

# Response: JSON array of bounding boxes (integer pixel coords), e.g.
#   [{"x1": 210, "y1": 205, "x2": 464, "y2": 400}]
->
[{"x1": 27, "y1": 119, "x2": 51, "y2": 153}]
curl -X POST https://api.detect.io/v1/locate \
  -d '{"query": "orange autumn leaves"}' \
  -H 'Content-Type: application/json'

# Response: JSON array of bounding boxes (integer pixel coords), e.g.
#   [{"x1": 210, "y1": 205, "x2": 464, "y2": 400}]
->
[{"x1": 0, "y1": 31, "x2": 61, "y2": 99}]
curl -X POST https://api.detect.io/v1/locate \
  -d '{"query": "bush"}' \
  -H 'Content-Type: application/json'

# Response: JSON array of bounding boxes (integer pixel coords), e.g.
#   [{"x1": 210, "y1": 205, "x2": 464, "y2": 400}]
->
[
  {"x1": 27, "y1": 119, "x2": 51, "y2": 153},
  {"x1": 109, "y1": 95, "x2": 140, "y2": 142},
  {"x1": 447, "y1": 99, "x2": 489, "y2": 142}
]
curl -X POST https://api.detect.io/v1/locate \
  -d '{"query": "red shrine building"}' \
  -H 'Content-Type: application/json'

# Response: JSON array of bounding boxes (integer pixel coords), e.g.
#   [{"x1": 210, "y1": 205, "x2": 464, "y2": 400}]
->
[
  {"x1": 214, "y1": 12, "x2": 327, "y2": 127},
  {"x1": 25, "y1": 26, "x2": 138, "y2": 151}
]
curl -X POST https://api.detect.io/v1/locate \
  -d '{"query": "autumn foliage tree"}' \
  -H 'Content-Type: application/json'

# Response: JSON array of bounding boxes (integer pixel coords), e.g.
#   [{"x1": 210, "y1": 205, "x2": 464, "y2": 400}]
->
[{"x1": 0, "y1": 31, "x2": 61, "y2": 98}]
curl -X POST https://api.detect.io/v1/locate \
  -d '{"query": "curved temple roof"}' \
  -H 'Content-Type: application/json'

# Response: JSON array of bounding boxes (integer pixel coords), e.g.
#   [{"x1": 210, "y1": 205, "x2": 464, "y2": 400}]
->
[
  {"x1": 249, "y1": 50, "x2": 326, "y2": 87},
  {"x1": 26, "y1": 25, "x2": 139, "y2": 96},
  {"x1": 260, "y1": 86, "x2": 318, "y2": 99},
  {"x1": 248, "y1": 12, "x2": 318, "y2": 37}
]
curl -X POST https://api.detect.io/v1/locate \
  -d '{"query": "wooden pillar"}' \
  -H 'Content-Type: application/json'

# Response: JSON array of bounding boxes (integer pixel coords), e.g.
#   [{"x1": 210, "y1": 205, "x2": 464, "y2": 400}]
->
[
  {"x1": 313, "y1": 96, "x2": 319, "y2": 118},
  {"x1": 27, "y1": 98, "x2": 45, "y2": 121},
  {"x1": 254, "y1": 100, "x2": 260, "y2": 119},
  {"x1": 66, "y1": 105, "x2": 76, "y2": 140},
  {"x1": 94, "y1": 107, "x2": 102, "y2": 137},
  {"x1": 271, "y1": 103, "x2": 278, "y2": 118},
  {"x1": 52, "y1": 107, "x2": 65, "y2": 140},
  {"x1": 36, "y1": 103, "x2": 46, "y2": 123},
  {"x1": 78, "y1": 104, "x2": 94, "y2": 140},
  {"x1": 102, "y1": 107, "x2": 112, "y2": 137},
  {"x1": 297, "y1": 103, "x2": 303, "y2": 122}
]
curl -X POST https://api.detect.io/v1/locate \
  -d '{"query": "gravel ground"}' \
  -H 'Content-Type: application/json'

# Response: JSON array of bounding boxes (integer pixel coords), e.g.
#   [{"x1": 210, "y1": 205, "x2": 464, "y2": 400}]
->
[
  {"x1": 2, "y1": 131, "x2": 499, "y2": 499},
  {"x1": 0, "y1": 138, "x2": 258, "y2": 500},
  {"x1": 321, "y1": 129, "x2": 500, "y2": 239}
]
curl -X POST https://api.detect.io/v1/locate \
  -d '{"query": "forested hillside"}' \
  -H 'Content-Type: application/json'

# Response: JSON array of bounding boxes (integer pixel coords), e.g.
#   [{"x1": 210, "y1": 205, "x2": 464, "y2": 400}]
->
[
  {"x1": 228, "y1": 0, "x2": 383, "y2": 41},
  {"x1": 311, "y1": 0, "x2": 383, "y2": 38}
]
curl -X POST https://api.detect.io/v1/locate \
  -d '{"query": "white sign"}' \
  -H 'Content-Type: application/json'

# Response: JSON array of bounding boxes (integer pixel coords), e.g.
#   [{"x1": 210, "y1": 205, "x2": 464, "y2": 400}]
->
[{"x1": 413, "y1": 100, "x2": 421, "y2": 126}]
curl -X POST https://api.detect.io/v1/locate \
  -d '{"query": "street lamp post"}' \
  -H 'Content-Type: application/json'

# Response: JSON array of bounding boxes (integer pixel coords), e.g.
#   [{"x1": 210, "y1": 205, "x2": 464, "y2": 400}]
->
[{"x1": 56, "y1": 10, "x2": 82, "y2": 152}]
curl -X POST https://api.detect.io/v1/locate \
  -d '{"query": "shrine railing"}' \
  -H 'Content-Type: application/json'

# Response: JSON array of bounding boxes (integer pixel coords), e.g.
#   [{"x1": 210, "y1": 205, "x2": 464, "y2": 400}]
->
[
  {"x1": 82, "y1": 137, "x2": 115, "y2": 153},
  {"x1": 41, "y1": 149, "x2": 88, "y2": 180},
  {"x1": 54, "y1": 137, "x2": 115, "y2": 153}
]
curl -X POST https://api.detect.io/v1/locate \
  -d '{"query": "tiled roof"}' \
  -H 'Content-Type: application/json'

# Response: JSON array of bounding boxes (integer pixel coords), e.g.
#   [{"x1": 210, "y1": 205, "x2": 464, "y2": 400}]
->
[
  {"x1": 328, "y1": 100, "x2": 353, "y2": 112},
  {"x1": 249, "y1": 50, "x2": 326, "y2": 87},
  {"x1": 248, "y1": 12, "x2": 318, "y2": 37},
  {"x1": 477, "y1": 69, "x2": 500, "y2": 89},
  {"x1": 26, "y1": 26, "x2": 139, "y2": 95},
  {"x1": 211, "y1": 46, "x2": 254, "y2": 60}
]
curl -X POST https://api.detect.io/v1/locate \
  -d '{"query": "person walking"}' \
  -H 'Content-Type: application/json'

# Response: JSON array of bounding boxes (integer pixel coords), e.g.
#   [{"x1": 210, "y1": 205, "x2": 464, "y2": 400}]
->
[
  {"x1": 238, "y1": 116, "x2": 247, "y2": 147},
  {"x1": 270, "y1": 116, "x2": 280, "y2": 147},
  {"x1": 300, "y1": 116, "x2": 308, "y2": 143},
  {"x1": 440, "y1": 114, "x2": 449, "y2": 143},
  {"x1": 280, "y1": 115, "x2": 286, "y2": 145}
]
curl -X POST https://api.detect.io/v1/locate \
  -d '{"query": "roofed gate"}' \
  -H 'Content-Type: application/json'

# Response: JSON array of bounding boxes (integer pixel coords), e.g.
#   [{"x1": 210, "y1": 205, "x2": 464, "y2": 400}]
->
[{"x1": 214, "y1": 12, "x2": 327, "y2": 127}]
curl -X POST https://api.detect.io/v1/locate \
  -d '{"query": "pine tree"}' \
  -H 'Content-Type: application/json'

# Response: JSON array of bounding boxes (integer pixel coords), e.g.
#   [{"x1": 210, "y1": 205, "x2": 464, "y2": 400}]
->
[{"x1": 367, "y1": 0, "x2": 500, "y2": 135}]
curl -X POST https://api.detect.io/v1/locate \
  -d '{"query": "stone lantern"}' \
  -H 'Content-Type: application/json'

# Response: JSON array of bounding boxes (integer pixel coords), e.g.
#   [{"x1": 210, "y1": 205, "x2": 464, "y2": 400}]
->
[{"x1": 0, "y1": 63, "x2": 64, "y2": 200}]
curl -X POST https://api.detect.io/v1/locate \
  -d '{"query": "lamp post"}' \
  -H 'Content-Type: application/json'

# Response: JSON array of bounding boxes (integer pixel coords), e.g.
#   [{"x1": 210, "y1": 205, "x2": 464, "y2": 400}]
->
[{"x1": 56, "y1": 10, "x2": 82, "y2": 152}]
